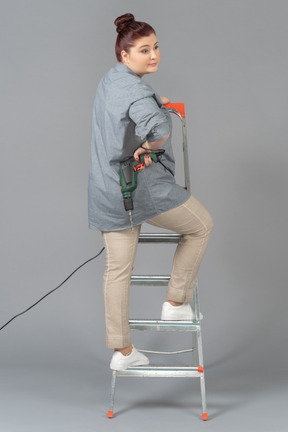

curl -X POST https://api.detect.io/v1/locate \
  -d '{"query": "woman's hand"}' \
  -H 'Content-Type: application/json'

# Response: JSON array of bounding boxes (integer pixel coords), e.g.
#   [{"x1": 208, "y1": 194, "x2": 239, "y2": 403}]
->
[
  {"x1": 133, "y1": 133, "x2": 170, "y2": 168},
  {"x1": 160, "y1": 96, "x2": 170, "y2": 105},
  {"x1": 133, "y1": 146, "x2": 153, "y2": 167}
]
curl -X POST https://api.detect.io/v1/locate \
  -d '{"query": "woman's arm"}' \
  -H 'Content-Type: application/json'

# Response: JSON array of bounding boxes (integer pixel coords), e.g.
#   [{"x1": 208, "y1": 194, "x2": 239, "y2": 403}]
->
[{"x1": 131, "y1": 95, "x2": 171, "y2": 164}]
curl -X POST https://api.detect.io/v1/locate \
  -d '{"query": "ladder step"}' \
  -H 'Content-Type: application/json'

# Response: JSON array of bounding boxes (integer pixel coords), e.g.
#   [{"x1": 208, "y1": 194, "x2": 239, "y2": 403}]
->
[
  {"x1": 131, "y1": 275, "x2": 170, "y2": 285},
  {"x1": 115, "y1": 366, "x2": 202, "y2": 378},
  {"x1": 129, "y1": 319, "x2": 200, "y2": 332},
  {"x1": 139, "y1": 233, "x2": 181, "y2": 243}
]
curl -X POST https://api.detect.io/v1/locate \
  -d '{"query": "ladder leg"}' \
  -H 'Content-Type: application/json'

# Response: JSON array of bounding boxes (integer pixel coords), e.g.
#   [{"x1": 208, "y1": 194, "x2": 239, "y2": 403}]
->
[
  {"x1": 194, "y1": 281, "x2": 201, "y2": 321},
  {"x1": 192, "y1": 332, "x2": 198, "y2": 366},
  {"x1": 197, "y1": 327, "x2": 208, "y2": 420},
  {"x1": 108, "y1": 371, "x2": 117, "y2": 418},
  {"x1": 191, "y1": 290, "x2": 198, "y2": 365},
  {"x1": 194, "y1": 283, "x2": 207, "y2": 419}
]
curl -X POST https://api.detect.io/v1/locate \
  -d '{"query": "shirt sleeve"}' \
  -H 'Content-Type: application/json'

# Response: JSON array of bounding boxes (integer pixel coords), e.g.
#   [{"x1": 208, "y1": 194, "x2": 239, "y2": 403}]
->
[{"x1": 129, "y1": 96, "x2": 170, "y2": 142}]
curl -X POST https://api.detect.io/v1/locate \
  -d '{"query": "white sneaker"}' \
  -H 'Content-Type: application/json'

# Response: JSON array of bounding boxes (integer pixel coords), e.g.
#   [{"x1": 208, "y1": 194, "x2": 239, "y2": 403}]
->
[
  {"x1": 161, "y1": 302, "x2": 203, "y2": 321},
  {"x1": 110, "y1": 346, "x2": 149, "y2": 371}
]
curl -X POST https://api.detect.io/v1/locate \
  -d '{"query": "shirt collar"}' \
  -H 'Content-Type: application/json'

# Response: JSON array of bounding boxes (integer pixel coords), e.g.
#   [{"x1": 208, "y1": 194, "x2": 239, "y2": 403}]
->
[{"x1": 115, "y1": 62, "x2": 140, "y2": 78}]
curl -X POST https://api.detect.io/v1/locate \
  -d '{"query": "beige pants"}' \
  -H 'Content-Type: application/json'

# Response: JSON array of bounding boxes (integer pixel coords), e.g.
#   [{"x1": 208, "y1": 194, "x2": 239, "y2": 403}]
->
[{"x1": 102, "y1": 195, "x2": 213, "y2": 348}]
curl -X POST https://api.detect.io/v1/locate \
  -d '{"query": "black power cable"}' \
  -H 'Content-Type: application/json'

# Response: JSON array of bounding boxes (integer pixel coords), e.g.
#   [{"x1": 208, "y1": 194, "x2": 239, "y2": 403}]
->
[
  {"x1": 139, "y1": 145, "x2": 174, "y2": 176},
  {"x1": 1, "y1": 152, "x2": 171, "y2": 333},
  {"x1": 0, "y1": 247, "x2": 105, "y2": 332}
]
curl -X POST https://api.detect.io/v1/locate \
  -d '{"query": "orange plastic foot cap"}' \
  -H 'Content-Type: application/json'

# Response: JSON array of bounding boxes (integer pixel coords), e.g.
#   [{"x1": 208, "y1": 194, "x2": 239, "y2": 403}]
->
[
  {"x1": 198, "y1": 366, "x2": 204, "y2": 373},
  {"x1": 108, "y1": 410, "x2": 113, "y2": 418},
  {"x1": 202, "y1": 412, "x2": 208, "y2": 421}
]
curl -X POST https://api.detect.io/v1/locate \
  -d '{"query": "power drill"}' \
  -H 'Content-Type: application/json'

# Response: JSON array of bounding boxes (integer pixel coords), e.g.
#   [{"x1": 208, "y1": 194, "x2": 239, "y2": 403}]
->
[{"x1": 119, "y1": 152, "x2": 162, "y2": 230}]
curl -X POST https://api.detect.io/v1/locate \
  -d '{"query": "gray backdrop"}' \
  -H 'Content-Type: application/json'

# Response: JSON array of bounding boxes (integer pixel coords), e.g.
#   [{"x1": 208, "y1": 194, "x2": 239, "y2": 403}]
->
[{"x1": 1, "y1": 1, "x2": 287, "y2": 431}]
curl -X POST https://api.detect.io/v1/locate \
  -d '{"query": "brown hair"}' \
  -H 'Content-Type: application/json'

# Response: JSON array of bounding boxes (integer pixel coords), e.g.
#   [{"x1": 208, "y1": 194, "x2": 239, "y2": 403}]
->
[{"x1": 114, "y1": 13, "x2": 156, "y2": 62}]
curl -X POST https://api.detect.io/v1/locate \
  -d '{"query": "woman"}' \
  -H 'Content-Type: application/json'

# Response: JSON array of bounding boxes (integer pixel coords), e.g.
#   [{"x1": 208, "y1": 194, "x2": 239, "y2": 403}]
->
[{"x1": 88, "y1": 13, "x2": 213, "y2": 370}]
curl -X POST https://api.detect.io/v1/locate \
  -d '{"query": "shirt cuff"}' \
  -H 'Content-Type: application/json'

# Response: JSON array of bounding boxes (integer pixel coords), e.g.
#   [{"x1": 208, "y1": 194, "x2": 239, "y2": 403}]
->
[{"x1": 147, "y1": 121, "x2": 170, "y2": 142}]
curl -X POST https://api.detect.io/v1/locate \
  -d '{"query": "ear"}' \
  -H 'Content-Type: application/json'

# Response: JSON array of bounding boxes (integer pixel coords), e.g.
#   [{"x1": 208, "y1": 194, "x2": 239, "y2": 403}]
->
[{"x1": 121, "y1": 50, "x2": 129, "y2": 63}]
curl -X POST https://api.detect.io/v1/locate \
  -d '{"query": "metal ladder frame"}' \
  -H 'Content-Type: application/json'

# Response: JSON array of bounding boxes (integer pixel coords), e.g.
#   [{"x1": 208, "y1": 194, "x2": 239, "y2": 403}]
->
[{"x1": 108, "y1": 103, "x2": 208, "y2": 421}]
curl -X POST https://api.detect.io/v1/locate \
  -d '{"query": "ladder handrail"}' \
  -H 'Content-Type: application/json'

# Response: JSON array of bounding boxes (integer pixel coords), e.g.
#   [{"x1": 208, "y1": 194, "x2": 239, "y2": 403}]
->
[{"x1": 164, "y1": 102, "x2": 191, "y2": 193}]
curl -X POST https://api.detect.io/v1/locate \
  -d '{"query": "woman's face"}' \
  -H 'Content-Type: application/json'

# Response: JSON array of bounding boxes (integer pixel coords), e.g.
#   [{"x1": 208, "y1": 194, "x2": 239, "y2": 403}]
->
[{"x1": 121, "y1": 33, "x2": 160, "y2": 78}]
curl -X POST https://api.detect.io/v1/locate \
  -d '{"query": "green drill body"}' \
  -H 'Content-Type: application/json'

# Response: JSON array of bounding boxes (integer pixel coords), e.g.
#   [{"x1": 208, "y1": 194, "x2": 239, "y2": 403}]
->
[{"x1": 119, "y1": 153, "x2": 159, "y2": 229}]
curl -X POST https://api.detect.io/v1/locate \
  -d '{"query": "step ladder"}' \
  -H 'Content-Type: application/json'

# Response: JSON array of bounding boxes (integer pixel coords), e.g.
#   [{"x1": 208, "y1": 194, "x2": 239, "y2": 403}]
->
[{"x1": 108, "y1": 103, "x2": 208, "y2": 421}]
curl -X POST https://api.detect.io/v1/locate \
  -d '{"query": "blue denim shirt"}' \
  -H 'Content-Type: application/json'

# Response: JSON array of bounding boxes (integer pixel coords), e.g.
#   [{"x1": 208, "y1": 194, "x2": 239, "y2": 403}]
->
[{"x1": 88, "y1": 62, "x2": 190, "y2": 231}]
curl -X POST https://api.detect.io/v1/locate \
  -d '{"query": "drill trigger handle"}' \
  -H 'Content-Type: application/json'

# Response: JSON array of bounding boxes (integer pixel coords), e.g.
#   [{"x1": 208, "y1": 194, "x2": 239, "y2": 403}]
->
[{"x1": 134, "y1": 163, "x2": 145, "y2": 171}]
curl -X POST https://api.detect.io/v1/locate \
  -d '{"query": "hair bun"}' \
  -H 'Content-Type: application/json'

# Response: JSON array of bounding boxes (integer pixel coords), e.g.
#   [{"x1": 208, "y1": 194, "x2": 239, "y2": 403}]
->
[{"x1": 114, "y1": 13, "x2": 135, "y2": 33}]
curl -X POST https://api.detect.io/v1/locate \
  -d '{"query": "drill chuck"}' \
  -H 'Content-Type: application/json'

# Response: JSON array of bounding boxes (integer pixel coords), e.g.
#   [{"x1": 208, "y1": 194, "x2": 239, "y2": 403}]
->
[{"x1": 123, "y1": 197, "x2": 134, "y2": 212}]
